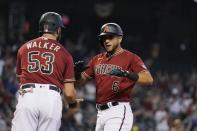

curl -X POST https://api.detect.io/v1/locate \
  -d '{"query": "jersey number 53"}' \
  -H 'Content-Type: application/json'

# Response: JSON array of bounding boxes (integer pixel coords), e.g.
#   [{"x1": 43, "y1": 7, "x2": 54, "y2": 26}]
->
[{"x1": 27, "y1": 51, "x2": 55, "y2": 74}]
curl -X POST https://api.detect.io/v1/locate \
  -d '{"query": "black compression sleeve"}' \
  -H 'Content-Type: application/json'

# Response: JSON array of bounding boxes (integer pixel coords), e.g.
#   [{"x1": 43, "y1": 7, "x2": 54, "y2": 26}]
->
[{"x1": 124, "y1": 71, "x2": 139, "y2": 81}]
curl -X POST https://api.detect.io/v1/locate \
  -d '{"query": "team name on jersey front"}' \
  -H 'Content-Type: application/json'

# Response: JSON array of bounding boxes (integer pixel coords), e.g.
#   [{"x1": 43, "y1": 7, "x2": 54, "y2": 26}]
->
[
  {"x1": 26, "y1": 41, "x2": 61, "y2": 52},
  {"x1": 95, "y1": 64, "x2": 122, "y2": 75}
]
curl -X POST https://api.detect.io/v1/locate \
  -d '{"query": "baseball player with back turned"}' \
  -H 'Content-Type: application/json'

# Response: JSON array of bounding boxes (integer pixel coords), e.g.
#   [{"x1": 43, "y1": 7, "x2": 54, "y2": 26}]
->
[
  {"x1": 11, "y1": 12, "x2": 80, "y2": 131},
  {"x1": 80, "y1": 23, "x2": 153, "y2": 131}
]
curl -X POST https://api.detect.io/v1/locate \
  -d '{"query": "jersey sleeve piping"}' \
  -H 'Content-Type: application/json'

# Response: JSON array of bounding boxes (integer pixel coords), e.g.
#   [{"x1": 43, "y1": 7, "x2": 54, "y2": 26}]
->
[{"x1": 63, "y1": 79, "x2": 76, "y2": 83}]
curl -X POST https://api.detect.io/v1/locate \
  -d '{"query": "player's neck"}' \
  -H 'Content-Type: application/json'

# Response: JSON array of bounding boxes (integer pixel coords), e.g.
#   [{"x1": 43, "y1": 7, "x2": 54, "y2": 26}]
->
[
  {"x1": 42, "y1": 33, "x2": 57, "y2": 40},
  {"x1": 107, "y1": 47, "x2": 124, "y2": 57}
]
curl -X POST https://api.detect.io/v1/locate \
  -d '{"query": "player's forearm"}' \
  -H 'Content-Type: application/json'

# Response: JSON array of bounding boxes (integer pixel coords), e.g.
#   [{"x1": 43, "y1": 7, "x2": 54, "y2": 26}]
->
[
  {"x1": 136, "y1": 70, "x2": 153, "y2": 85},
  {"x1": 64, "y1": 89, "x2": 78, "y2": 108},
  {"x1": 64, "y1": 91, "x2": 77, "y2": 103},
  {"x1": 63, "y1": 83, "x2": 77, "y2": 103}
]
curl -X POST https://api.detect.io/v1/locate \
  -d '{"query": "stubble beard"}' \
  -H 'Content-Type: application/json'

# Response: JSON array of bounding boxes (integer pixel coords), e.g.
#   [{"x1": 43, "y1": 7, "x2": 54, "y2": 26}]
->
[{"x1": 110, "y1": 43, "x2": 120, "y2": 54}]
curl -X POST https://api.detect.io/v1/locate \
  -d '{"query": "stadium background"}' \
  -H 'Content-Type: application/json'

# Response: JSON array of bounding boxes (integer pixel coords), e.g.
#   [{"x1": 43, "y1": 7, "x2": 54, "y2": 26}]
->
[{"x1": 0, "y1": 0, "x2": 197, "y2": 130}]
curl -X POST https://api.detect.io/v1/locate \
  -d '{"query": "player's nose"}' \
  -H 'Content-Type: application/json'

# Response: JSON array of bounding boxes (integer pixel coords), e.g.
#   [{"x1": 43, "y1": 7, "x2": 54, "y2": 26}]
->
[
  {"x1": 103, "y1": 41, "x2": 109, "y2": 46},
  {"x1": 104, "y1": 39, "x2": 110, "y2": 44}
]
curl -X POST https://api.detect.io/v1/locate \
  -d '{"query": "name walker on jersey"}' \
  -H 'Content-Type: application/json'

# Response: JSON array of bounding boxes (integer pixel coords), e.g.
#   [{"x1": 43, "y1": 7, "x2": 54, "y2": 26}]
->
[{"x1": 26, "y1": 41, "x2": 61, "y2": 52}]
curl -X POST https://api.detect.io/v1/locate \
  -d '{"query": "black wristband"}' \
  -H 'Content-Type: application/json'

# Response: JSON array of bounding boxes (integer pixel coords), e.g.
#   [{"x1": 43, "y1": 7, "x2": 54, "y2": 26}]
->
[
  {"x1": 68, "y1": 101, "x2": 77, "y2": 108},
  {"x1": 124, "y1": 71, "x2": 139, "y2": 81}
]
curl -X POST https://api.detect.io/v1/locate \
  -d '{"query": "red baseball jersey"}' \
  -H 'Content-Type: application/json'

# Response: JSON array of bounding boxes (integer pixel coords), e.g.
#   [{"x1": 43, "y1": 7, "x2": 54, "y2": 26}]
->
[
  {"x1": 82, "y1": 50, "x2": 147, "y2": 104},
  {"x1": 16, "y1": 37, "x2": 75, "y2": 89}
]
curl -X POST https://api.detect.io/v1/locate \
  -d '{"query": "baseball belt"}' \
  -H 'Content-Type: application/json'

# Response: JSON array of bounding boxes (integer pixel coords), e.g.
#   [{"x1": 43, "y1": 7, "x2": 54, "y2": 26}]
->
[
  {"x1": 96, "y1": 101, "x2": 119, "y2": 110},
  {"x1": 21, "y1": 84, "x2": 62, "y2": 94}
]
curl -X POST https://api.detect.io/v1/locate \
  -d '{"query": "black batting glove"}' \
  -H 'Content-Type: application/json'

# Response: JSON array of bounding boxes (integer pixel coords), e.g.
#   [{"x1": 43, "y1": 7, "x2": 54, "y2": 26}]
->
[
  {"x1": 74, "y1": 60, "x2": 88, "y2": 80},
  {"x1": 74, "y1": 61, "x2": 85, "y2": 71},
  {"x1": 108, "y1": 68, "x2": 139, "y2": 81}
]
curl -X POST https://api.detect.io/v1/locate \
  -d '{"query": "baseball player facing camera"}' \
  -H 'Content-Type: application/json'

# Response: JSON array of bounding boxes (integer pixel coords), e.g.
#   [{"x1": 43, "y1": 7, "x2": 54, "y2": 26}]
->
[
  {"x1": 79, "y1": 23, "x2": 153, "y2": 131},
  {"x1": 11, "y1": 12, "x2": 80, "y2": 131}
]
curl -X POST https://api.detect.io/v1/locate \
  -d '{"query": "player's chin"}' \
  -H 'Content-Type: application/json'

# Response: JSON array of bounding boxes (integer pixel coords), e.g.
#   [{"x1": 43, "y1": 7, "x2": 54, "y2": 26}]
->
[{"x1": 104, "y1": 46, "x2": 112, "y2": 52}]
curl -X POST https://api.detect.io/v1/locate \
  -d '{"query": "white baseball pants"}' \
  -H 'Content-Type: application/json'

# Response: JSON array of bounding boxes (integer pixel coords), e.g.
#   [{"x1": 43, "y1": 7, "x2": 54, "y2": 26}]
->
[
  {"x1": 95, "y1": 102, "x2": 133, "y2": 131},
  {"x1": 11, "y1": 83, "x2": 62, "y2": 131}
]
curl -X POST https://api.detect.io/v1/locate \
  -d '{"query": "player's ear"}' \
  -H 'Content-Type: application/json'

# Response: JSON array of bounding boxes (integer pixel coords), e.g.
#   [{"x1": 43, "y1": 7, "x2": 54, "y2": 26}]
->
[
  {"x1": 57, "y1": 27, "x2": 61, "y2": 35},
  {"x1": 118, "y1": 36, "x2": 122, "y2": 43},
  {"x1": 56, "y1": 27, "x2": 62, "y2": 41}
]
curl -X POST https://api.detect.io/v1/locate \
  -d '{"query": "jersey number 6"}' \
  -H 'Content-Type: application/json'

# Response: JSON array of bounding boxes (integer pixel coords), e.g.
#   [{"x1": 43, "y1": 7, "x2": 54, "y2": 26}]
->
[
  {"x1": 112, "y1": 81, "x2": 120, "y2": 93},
  {"x1": 28, "y1": 51, "x2": 55, "y2": 74}
]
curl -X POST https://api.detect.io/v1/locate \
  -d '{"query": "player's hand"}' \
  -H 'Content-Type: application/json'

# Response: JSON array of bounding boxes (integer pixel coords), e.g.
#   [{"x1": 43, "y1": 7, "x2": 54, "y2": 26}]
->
[
  {"x1": 66, "y1": 98, "x2": 84, "y2": 115},
  {"x1": 108, "y1": 68, "x2": 128, "y2": 77},
  {"x1": 74, "y1": 60, "x2": 87, "y2": 80},
  {"x1": 68, "y1": 98, "x2": 84, "y2": 108},
  {"x1": 109, "y1": 69, "x2": 139, "y2": 81},
  {"x1": 74, "y1": 60, "x2": 88, "y2": 71},
  {"x1": 74, "y1": 60, "x2": 85, "y2": 69}
]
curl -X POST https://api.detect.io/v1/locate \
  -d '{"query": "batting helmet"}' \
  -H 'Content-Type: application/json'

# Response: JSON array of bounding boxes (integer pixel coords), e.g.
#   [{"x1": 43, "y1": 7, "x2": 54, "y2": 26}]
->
[
  {"x1": 98, "y1": 23, "x2": 123, "y2": 37},
  {"x1": 39, "y1": 12, "x2": 65, "y2": 33}
]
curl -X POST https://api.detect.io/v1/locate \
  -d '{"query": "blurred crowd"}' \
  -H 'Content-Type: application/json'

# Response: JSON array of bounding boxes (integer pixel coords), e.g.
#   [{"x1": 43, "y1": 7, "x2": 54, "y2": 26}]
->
[
  {"x1": 0, "y1": 0, "x2": 197, "y2": 131},
  {"x1": 0, "y1": 34, "x2": 197, "y2": 131}
]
